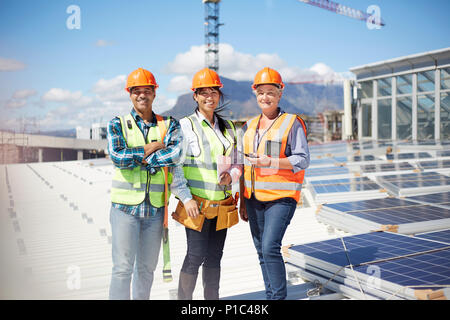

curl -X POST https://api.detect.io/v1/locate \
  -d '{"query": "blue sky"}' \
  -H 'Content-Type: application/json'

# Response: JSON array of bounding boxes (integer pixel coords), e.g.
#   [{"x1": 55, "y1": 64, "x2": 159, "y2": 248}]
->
[{"x1": 0, "y1": 0, "x2": 449, "y2": 131}]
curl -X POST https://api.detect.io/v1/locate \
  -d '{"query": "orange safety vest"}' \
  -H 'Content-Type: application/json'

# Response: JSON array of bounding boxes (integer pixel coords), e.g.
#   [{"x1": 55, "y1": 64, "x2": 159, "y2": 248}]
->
[{"x1": 243, "y1": 113, "x2": 307, "y2": 202}]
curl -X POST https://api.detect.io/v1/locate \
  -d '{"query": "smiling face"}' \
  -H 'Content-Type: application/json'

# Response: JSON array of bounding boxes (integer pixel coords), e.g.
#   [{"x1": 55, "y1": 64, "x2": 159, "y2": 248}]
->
[
  {"x1": 254, "y1": 84, "x2": 282, "y2": 112},
  {"x1": 193, "y1": 87, "x2": 220, "y2": 116},
  {"x1": 130, "y1": 85, "x2": 156, "y2": 115}
]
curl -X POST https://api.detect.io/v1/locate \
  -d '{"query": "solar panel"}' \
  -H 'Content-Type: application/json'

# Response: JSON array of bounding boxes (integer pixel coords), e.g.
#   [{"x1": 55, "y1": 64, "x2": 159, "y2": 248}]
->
[
  {"x1": 353, "y1": 248, "x2": 450, "y2": 293},
  {"x1": 406, "y1": 192, "x2": 450, "y2": 206},
  {"x1": 311, "y1": 177, "x2": 371, "y2": 185},
  {"x1": 309, "y1": 158, "x2": 337, "y2": 166},
  {"x1": 418, "y1": 160, "x2": 450, "y2": 170},
  {"x1": 378, "y1": 172, "x2": 444, "y2": 181},
  {"x1": 352, "y1": 155, "x2": 376, "y2": 162},
  {"x1": 361, "y1": 162, "x2": 415, "y2": 173},
  {"x1": 325, "y1": 197, "x2": 419, "y2": 213},
  {"x1": 305, "y1": 166, "x2": 350, "y2": 178},
  {"x1": 346, "y1": 205, "x2": 450, "y2": 226},
  {"x1": 376, "y1": 172, "x2": 450, "y2": 196},
  {"x1": 311, "y1": 177, "x2": 381, "y2": 194},
  {"x1": 286, "y1": 232, "x2": 450, "y2": 300},
  {"x1": 415, "y1": 229, "x2": 450, "y2": 245},
  {"x1": 319, "y1": 196, "x2": 450, "y2": 235},
  {"x1": 386, "y1": 152, "x2": 431, "y2": 160},
  {"x1": 437, "y1": 150, "x2": 450, "y2": 157},
  {"x1": 289, "y1": 232, "x2": 448, "y2": 266},
  {"x1": 308, "y1": 176, "x2": 388, "y2": 204}
]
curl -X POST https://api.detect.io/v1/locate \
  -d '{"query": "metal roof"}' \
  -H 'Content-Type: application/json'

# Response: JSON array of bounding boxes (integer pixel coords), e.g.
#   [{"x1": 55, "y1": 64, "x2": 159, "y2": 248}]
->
[
  {"x1": 350, "y1": 47, "x2": 450, "y2": 80},
  {"x1": 0, "y1": 157, "x2": 347, "y2": 300},
  {"x1": 3, "y1": 139, "x2": 448, "y2": 300}
]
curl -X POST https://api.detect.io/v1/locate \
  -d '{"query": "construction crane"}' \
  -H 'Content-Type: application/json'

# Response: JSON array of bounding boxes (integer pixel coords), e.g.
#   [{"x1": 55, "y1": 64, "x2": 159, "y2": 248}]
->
[
  {"x1": 203, "y1": 0, "x2": 223, "y2": 72},
  {"x1": 298, "y1": 0, "x2": 385, "y2": 27},
  {"x1": 287, "y1": 0, "x2": 385, "y2": 85}
]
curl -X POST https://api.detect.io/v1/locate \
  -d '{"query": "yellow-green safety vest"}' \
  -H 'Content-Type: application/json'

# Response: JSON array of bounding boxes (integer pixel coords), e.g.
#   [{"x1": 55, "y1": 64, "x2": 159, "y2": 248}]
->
[
  {"x1": 183, "y1": 115, "x2": 236, "y2": 201},
  {"x1": 110, "y1": 113, "x2": 173, "y2": 207}
]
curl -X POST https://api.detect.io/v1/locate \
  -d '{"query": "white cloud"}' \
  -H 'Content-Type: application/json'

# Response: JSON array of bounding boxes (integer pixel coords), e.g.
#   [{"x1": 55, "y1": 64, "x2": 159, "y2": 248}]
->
[
  {"x1": 0, "y1": 57, "x2": 26, "y2": 71},
  {"x1": 5, "y1": 99, "x2": 27, "y2": 109},
  {"x1": 95, "y1": 39, "x2": 114, "y2": 47},
  {"x1": 42, "y1": 88, "x2": 82, "y2": 102},
  {"x1": 3, "y1": 89, "x2": 37, "y2": 109},
  {"x1": 41, "y1": 88, "x2": 93, "y2": 107},
  {"x1": 3, "y1": 75, "x2": 132, "y2": 131},
  {"x1": 167, "y1": 75, "x2": 191, "y2": 94},
  {"x1": 165, "y1": 45, "x2": 204, "y2": 75},
  {"x1": 153, "y1": 94, "x2": 177, "y2": 114},
  {"x1": 165, "y1": 43, "x2": 286, "y2": 81},
  {"x1": 92, "y1": 75, "x2": 129, "y2": 102},
  {"x1": 165, "y1": 43, "x2": 353, "y2": 85},
  {"x1": 12, "y1": 89, "x2": 37, "y2": 99}
]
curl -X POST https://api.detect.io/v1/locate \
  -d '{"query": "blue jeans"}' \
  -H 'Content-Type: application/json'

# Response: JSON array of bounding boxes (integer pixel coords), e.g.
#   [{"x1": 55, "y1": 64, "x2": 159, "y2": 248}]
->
[
  {"x1": 181, "y1": 217, "x2": 227, "y2": 275},
  {"x1": 109, "y1": 206, "x2": 163, "y2": 300},
  {"x1": 246, "y1": 196, "x2": 296, "y2": 300}
]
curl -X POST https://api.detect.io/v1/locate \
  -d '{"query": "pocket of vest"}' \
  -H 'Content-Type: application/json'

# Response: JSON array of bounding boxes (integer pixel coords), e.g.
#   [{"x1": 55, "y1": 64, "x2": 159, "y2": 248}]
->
[
  {"x1": 265, "y1": 140, "x2": 282, "y2": 157},
  {"x1": 216, "y1": 204, "x2": 239, "y2": 231},
  {"x1": 172, "y1": 200, "x2": 205, "y2": 232}
]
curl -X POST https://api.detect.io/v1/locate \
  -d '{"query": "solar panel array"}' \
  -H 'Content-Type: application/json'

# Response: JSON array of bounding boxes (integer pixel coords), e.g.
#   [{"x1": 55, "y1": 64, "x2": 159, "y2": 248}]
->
[
  {"x1": 317, "y1": 197, "x2": 450, "y2": 235},
  {"x1": 284, "y1": 232, "x2": 450, "y2": 300},
  {"x1": 295, "y1": 140, "x2": 450, "y2": 300},
  {"x1": 305, "y1": 140, "x2": 450, "y2": 204}
]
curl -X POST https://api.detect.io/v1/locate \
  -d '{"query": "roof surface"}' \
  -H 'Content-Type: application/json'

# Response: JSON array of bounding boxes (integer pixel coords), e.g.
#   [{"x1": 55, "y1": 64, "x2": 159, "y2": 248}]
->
[{"x1": 1, "y1": 139, "x2": 449, "y2": 300}]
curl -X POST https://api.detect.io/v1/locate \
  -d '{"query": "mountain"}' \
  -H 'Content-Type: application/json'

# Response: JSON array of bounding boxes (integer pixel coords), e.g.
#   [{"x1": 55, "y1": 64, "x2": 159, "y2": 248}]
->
[
  {"x1": 162, "y1": 76, "x2": 343, "y2": 120},
  {"x1": 36, "y1": 129, "x2": 77, "y2": 138}
]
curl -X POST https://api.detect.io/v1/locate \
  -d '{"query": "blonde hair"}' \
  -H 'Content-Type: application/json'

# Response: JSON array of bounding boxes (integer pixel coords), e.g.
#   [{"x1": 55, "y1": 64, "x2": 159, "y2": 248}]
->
[{"x1": 252, "y1": 84, "x2": 283, "y2": 96}]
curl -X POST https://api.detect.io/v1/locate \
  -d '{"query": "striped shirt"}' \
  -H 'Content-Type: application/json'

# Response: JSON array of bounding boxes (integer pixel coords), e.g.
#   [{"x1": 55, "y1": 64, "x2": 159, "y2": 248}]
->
[{"x1": 107, "y1": 108, "x2": 192, "y2": 217}]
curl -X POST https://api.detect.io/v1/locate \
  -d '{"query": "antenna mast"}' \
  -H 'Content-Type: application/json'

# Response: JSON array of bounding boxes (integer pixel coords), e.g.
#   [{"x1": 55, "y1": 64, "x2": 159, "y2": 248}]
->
[{"x1": 203, "y1": 0, "x2": 223, "y2": 71}]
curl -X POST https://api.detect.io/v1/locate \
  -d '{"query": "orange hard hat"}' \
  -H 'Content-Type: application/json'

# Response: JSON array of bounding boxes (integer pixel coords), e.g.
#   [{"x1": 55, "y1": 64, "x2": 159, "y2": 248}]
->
[
  {"x1": 126, "y1": 68, "x2": 159, "y2": 92},
  {"x1": 191, "y1": 68, "x2": 223, "y2": 91},
  {"x1": 252, "y1": 67, "x2": 285, "y2": 90}
]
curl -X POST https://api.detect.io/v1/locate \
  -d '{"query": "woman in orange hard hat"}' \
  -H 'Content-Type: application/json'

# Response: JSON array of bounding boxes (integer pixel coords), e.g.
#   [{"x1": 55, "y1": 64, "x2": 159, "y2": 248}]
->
[
  {"x1": 239, "y1": 67, "x2": 310, "y2": 300},
  {"x1": 173, "y1": 68, "x2": 241, "y2": 300}
]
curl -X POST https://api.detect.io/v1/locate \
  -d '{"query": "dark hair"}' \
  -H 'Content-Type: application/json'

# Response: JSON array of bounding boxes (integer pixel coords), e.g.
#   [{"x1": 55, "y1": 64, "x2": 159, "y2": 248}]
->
[{"x1": 194, "y1": 87, "x2": 229, "y2": 135}]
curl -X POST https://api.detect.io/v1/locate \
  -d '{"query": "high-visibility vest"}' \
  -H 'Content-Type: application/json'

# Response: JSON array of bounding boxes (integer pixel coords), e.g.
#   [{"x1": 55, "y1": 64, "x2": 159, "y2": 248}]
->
[
  {"x1": 182, "y1": 114, "x2": 236, "y2": 201},
  {"x1": 243, "y1": 113, "x2": 307, "y2": 203},
  {"x1": 110, "y1": 113, "x2": 173, "y2": 207}
]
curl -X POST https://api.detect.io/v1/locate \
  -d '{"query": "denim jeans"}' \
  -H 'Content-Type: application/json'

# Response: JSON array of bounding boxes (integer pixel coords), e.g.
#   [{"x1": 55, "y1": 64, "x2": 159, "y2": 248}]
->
[
  {"x1": 246, "y1": 195, "x2": 296, "y2": 300},
  {"x1": 109, "y1": 206, "x2": 163, "y2": 300},
  {"x1": 181, "y1": 217, "x2": 227, "y2": 275}
]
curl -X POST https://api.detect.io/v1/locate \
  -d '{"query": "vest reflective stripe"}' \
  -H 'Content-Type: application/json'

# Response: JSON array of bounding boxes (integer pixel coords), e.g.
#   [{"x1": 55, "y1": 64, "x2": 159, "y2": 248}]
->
[
  {"x1": 110, "y1": 113, "x2": 173, "y2": 207},
  {"x1": 112, "y1": 180, "x2": 146, "y2": 192},
  {"x1": 183, "y1": 162, "x2": 217, "y2": 170},
  {"x1": 188, "y1": 179, "x2": 230, "y2": 192},
  {"x1": 183, "y1": 115, "x2": 235, "y2": 200},
  {"x1": 111, "y1": 180, "x2": 167, "y2": 193},
  {"x1": 244, "y1": 180, "x2": 302, "y2": 191},
  {"x1": 243, "y1": 113, "x2": 307, "y2": 202}
]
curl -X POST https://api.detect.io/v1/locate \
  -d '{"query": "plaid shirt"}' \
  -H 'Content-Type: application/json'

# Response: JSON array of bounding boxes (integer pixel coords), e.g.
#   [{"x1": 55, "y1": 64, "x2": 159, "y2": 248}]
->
[{"x1": 107, "y1": 108, "x2": 191, "y2": 217}]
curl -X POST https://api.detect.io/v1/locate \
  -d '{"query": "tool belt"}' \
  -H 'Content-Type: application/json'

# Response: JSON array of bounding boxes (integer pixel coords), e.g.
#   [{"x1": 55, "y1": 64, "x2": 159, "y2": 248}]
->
[{"x1": 172, "y1": 194, "x2": 239, "y2": 232}]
